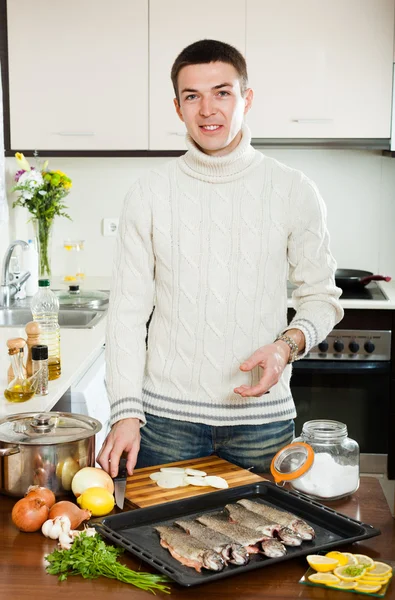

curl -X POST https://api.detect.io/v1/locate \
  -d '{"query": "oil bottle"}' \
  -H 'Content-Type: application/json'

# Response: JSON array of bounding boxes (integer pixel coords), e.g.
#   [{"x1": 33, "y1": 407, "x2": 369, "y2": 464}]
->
[{"x1": 4, "y1": 346, "x2": 35, "y2": 402}]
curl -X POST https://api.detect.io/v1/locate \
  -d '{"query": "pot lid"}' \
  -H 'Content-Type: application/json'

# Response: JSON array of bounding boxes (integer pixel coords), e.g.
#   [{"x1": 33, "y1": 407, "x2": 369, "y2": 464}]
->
[
  {"x1": 270, "y1": 442, "x2": 314, "y2": 484},
  {"x1": 0, "y1": 412, "x2": 101, "y2": 444},
  {"x1": 55, "y1": 285, "x2": 109, "y2": 308}
]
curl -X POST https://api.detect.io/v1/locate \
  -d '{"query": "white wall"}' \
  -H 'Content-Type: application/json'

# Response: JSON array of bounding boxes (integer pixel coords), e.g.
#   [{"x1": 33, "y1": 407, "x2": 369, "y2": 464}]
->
[{"x1": 3, "y1": 149, "x2": 395, "y2": 279}]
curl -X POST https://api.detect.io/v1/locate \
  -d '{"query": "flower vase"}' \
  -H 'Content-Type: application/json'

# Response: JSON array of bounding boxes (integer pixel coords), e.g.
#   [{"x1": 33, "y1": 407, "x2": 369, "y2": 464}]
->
[{"x1": 32, "y1": 218, "x2": 53, "y2": 280}]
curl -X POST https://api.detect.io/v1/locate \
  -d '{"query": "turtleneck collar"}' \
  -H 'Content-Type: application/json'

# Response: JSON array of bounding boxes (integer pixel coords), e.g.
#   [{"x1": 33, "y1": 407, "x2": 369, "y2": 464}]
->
[{"x1": 178, "y1": 122, "x2": 263, "y2": 183}]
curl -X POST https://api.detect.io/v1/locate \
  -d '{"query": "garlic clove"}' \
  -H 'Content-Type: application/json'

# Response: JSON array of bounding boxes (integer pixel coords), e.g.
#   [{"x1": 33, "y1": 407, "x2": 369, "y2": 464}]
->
[
  {"x1": 58, "y1": 531, "x2": 74, "y2": 549},
  {"x1": 41, "y1": 518, "x2": 55, "y2": 538}
]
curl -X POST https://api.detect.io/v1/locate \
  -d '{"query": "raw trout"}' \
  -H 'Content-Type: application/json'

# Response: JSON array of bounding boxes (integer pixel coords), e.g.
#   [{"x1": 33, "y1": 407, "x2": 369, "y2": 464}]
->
[
  {"x1": 196, "y1": 512, "x2": 286, "y2": 558},
  {"x1": 237, "y1": 499, "x2": 315, "y2": 541},
  {"x1": 225, "y1": 503, "x2": 302, "y2": 547},
  {"x1": 175, "y1": 519, "x2": 249, "y2": 565},
  {"x1": 155, "y1": 525, "x2": 225, "y2": 572}
]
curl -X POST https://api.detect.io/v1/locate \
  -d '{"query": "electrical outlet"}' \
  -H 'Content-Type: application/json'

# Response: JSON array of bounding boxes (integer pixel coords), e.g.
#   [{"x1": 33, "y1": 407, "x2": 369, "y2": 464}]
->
[{"x1": 102, "y1": 217, "x2": 119, "y2": 237}]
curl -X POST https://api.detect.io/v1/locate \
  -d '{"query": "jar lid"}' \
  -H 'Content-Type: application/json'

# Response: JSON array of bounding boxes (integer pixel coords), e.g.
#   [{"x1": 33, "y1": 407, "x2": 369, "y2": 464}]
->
[
  {"x1": 55, "y1": 288, "x2": 109, "y2": 308},
  {"x1": 0, "y1": 412, "x2": 101, "y2": 445},
  {"x1": 270, "y1": 442, "x2": 314, "y2": 484},
  {"x1": 32, "y1": 344, "x2": 48, "y2": 360}
]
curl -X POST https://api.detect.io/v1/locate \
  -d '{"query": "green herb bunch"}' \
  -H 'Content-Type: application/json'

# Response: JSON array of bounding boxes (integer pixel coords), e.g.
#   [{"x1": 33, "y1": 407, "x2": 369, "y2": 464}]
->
[{"x1": 45, "y1": 532, "x2": 171, "y2": 594}]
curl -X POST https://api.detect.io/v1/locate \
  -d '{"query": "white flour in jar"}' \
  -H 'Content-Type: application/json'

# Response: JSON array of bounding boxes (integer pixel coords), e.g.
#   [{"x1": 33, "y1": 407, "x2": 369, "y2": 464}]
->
[{"x1": 291, "y1": 452, "x2": 359, "y2": 499}]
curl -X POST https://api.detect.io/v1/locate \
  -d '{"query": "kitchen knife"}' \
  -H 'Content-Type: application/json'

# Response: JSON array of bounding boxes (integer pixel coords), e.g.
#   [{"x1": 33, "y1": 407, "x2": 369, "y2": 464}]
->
[{"x1": 113, "y1": 458, "x2": 128, "y2": 510}]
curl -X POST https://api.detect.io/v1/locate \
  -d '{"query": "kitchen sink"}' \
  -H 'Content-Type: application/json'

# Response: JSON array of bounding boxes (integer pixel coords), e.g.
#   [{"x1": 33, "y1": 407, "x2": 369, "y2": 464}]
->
[{"x1": 0, "y1": 308, "x2": 107, "y2": 329}]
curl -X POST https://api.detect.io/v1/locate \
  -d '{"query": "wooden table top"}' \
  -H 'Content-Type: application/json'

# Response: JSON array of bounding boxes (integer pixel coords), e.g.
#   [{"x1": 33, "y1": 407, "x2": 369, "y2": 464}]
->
[{"x1": 0, "y1": 476, "x2": 394, "y2": 600}]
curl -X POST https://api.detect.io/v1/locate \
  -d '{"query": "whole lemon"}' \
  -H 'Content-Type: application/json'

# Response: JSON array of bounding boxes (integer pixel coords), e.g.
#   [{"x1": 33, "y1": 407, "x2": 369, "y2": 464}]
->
[{"x1": 76, "y1": 486, "x2": 115, "y2": 516}]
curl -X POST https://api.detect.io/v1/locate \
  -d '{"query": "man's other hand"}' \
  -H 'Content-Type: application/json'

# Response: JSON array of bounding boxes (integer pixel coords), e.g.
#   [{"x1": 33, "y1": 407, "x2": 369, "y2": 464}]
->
[
  {"x1": 234, "y1": 342, "x2": 290, "y2": 397},
  {"x1": 97, "y1": 417, "x2": 141, "y2": 477}
]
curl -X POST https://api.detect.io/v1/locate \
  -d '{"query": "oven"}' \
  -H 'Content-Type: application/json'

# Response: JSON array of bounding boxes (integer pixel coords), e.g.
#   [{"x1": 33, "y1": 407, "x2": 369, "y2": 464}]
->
[{"x1": 288, "y1": 283, "x2": 395, "y2": 479}]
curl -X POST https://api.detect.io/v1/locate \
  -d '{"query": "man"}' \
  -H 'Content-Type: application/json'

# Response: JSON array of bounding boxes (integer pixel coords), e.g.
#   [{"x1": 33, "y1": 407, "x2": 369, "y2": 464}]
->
[{"x1": 98, "y1": 39, "x2": 343, "y2": 478}]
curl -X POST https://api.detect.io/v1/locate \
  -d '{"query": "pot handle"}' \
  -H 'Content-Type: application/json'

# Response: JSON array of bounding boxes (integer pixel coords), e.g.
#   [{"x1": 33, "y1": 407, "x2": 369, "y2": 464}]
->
[
  {"x1": 359, "y1": 275, "x2": 392, "y2": 285},
  {"x1": 0, "y1": 445, "x2": 20, "y2": 457}
]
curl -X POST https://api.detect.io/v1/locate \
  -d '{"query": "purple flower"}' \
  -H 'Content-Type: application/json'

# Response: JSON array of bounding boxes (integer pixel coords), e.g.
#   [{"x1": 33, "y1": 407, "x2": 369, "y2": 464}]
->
[{"x1": 15, "y1": 169, "x2": 25, "y2": 182}]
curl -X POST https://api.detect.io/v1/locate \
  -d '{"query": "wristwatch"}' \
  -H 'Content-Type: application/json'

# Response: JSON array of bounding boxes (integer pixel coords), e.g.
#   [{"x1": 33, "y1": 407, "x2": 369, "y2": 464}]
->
[{"x1": 274, "y1": 334, "x2": 299, "y2": 363}]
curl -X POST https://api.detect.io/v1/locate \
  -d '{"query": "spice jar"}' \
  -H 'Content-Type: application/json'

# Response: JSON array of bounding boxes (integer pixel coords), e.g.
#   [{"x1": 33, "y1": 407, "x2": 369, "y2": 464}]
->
[
  {"x1": 270, "y1": 420, "x2": 360, "y2": 501},
  {"x1": 31, "y1": 345, "x2": 49, "y2": 396}
]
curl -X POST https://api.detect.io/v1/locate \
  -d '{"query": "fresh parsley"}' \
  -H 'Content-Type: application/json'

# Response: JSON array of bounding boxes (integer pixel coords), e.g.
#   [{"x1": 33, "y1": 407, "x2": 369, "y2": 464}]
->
[{"x1": 45, "y1": 532, "x2": 171, "y2": 594}]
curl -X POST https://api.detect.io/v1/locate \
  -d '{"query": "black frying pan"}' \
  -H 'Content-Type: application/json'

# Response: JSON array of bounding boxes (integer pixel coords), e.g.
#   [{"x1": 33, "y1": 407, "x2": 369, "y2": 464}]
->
[{"x1": 335, "y1": 269, "x2": 391, "y2": 291}]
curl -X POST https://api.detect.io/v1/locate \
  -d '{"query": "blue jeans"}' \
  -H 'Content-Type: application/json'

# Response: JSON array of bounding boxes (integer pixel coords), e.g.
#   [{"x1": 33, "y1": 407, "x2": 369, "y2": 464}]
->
[{"x1": 135, "y1": 414, "x2": 295, "y2": 473}]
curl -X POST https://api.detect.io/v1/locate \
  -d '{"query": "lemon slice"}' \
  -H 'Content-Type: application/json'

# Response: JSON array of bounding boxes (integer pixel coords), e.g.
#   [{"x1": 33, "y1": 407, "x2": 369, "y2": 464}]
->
[
  {"x1": 354, "y1": 554, "x2": 375, "y2": 568},
  {"x1": 354, "y1": 583, "x2": 382, "y2": 593},
  {"x1": 327, "y1": 581, "x2": 357, "y2": 590},
  {"x1": 359, "y1": 576, "x2": 391, "y2": 586},
  {"x1": 308, "y1": 572, "x2": 340, "y2": 584},
  {"x1": 334, "y1": 565, "x2": 367, "y2": 581},
  {"x1": 368, "y1": 561, "x2": 392, "y2": 576},
  {"x1": 342, "y1": 552, "x2": 359, "y2": 566},
  {"x1": 325, "y1": 551, "x2": 349, "y2": 566},
  {"x1": 306, "y1": 555, "x2": 339, "y2": 572}
]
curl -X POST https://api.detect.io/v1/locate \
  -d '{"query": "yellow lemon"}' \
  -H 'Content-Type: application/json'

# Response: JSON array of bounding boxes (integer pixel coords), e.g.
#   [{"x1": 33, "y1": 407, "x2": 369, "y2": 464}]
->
[
  {"x1": 77, "y1": 486, "x2": 115, "y2": 516},
  {"x1": 359, "y1": 576, "x2": 390, "y2": 586},
  {"x1": 306, "y1": 555, "x2": 339, "y2": 572},
  {"x1": 327, "y1": 580, "x2": 357, "y2": 590},
  {"x1": 325, "y1": 551, "x2": 349, "y2": 566},
  {"x1": 354, "y1": 583, "x2": 382, "y2": 594},
  {"x1": 353, "y1": 553, "x2": 375, "y2": 568},
  {"x1": 368, "y1": 562, "x2": 392, "y2": 576},
  {"x1": 333, "y1": 565, "x2": 367, "y2": 581},
  {"x1": 308, "y1": 572, "x2": 340, "y2": 584},
  {"x1": 342, "y1": 552, "x2": 359, "y2": 566}
]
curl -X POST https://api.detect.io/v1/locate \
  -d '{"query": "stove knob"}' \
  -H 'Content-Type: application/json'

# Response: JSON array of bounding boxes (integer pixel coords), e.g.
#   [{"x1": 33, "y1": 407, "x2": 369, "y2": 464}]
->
[
  {"x1": 349, "y1": 341, "x2": 360, "y2": 353},
  {"x1": 364, "y1": 340, "x2": 375, "y2": 354},
  {"x1": 333, "y1": 340, "x2": 344, "y2": 353},
  {"x1": 318, "y1": 340, "x2": 329, "y2": 352}
]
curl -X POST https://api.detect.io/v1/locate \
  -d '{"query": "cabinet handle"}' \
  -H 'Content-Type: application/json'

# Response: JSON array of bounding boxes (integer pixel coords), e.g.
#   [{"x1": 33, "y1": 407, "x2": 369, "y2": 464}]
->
[
  {"x1": 53, "y1": 131, "x2": 95, "y2": 136},
  {"x1": 292, "y1": 119, "x2": 333, "y2": 124},
  {"x1": 168, "y1": 131, "x2": 185, "y2": 137}
]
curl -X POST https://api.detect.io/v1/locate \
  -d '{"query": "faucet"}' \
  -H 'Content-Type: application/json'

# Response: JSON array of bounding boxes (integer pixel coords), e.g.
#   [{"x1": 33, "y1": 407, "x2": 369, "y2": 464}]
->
[{"x1": 0, "y1": 240, "x2": 31, "y2": 308}]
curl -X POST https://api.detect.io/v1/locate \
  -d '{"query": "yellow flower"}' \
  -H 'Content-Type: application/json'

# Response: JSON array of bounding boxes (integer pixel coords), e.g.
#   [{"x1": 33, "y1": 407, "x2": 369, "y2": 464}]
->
[{"x1": 15, "y1": 152, "x2": 31, "y2": 171}]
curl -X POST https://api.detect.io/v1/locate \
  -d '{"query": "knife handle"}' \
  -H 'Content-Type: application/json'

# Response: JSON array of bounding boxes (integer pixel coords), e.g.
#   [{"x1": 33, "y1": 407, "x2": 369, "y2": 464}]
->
[{"x1": 115, "y1": 457, "x2": 128, "y2": 479}]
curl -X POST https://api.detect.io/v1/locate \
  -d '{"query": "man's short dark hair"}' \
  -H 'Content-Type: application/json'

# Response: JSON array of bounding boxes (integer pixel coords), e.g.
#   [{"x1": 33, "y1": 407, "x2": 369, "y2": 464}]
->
[{"x1": 171, "y1": 39, "x2": 248, "y2": 101}]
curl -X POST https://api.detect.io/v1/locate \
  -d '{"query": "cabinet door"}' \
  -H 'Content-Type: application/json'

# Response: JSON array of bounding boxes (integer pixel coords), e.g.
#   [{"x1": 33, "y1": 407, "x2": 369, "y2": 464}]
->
[
  {"x1": 246, "y1": 0, "x2": 394, "y2": 139},
  {"x1": 7, "y1": 0, "x2": 148, "y2": 150},
  {"x1": 149, "y1": 0, "x2": 246, "y2": 150}
]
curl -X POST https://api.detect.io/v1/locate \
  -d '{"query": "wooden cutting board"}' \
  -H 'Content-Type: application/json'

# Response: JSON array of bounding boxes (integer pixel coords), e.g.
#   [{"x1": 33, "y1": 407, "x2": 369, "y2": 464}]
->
[{"x1": 124, "y1": 455, "x2": 266, "y2": 508}]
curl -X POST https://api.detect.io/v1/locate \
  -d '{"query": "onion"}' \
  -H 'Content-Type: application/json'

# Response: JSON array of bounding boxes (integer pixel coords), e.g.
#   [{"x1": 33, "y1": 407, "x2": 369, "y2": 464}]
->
[
  {"x1": 49, "y1": 501, "x2": 91, "y2": 529},
  {"x1": 25, "y1": 485, "x2": 56, "y2": 508},
  {"x1": 71, "y1": 467, "x2": 114, "y2": 498},
  {"x1": 12, "y1": 497, "x2": 49, "y2": 532}
]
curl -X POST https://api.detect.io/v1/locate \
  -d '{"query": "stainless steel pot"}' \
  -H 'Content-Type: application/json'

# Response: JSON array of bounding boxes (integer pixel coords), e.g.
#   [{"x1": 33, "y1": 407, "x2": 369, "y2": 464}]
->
[{"x1": 0, "y1": 412, "x2": 101, "y2": 497}]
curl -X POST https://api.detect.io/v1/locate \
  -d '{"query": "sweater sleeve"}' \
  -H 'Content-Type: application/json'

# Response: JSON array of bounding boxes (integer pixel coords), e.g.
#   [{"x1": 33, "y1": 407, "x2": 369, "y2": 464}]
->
[
  {"x1": 283, "y1": 175, "x2": 344, "y2": 355},
  {"x1": 105, "y1": 180, "x2": 155, "y2": 426}
]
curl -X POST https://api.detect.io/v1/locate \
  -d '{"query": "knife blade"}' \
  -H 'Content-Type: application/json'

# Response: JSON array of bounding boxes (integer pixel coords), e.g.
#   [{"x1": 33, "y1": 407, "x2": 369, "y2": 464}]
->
[{"x1": 113, "y1": 458, "x2": 128, "y2": 509}]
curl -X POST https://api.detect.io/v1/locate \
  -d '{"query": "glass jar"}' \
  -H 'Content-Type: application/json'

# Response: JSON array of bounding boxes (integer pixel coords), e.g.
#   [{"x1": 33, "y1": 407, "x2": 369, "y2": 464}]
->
[
  {"x1": 63, "y1": 239, "x2": 85, "y2": 283},
  {"x1": 271, "y1": 420, "x2": 360, "y2": 501}
]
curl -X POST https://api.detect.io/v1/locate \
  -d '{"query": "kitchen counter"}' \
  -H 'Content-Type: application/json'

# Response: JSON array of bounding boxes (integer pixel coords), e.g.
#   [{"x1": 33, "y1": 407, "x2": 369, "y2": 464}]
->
[
  {"x1": 288, "y1": 280, "x2": 395, "y2": 310},
  {"x1": 0, "y1": 276, "x2": 110, "y2": 419},
  {"x1": 0, "y1": 476, "x2": 393, "y2": 599}
]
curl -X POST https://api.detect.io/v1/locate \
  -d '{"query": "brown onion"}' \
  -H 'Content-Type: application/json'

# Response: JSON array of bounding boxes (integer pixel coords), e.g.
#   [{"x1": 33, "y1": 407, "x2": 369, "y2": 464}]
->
[
  {"x1": 49, "y1": 501, "x2": 91, "y2": 529},
  {"x1": 25, "y1": 485, "x2": 56, "y2": 508},
  {"x1": 12, "y1": 497, "x2": 49, "y2": 532}
]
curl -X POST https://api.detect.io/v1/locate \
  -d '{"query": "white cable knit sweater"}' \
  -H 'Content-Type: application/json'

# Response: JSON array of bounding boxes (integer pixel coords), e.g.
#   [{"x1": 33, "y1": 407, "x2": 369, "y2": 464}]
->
[{"x1": 106, "y1": 124, "x2": 343, "y2": 427}]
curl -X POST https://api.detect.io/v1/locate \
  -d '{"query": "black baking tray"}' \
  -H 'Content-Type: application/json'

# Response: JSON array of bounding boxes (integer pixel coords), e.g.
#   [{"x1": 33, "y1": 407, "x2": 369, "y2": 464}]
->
[{"x1": 94, "y1": 481, "x2": 380, "y2": 587}]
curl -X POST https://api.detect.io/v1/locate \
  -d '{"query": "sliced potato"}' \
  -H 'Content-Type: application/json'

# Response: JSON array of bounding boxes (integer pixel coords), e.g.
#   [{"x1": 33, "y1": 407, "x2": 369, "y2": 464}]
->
[
  {"x1": 156, "y1": 474, "x2": 185, "y2": 489},
  {"x1": 185, "y1": 468, "x2": 207, "y2": 477},
  {"x1": 205, "y1": 476, "x2": 229, "y2": 489},
  {"x1": 184, "y1": 476, "x2": 208, "y2": 486},
  {"x1": 149, "y1": 472, "x2": 162, "y2": 481},
  {"x1": 160, "y1": 467, "x2": 186, "y2": 474}
]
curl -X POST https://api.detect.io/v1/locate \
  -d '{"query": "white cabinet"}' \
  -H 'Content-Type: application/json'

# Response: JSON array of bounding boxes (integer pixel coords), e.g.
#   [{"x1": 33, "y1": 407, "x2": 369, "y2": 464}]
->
[
  {"x1": 7, "y1": 0, "x2": 148, "y2": 150},
  {"x1": 149, "y1": 0, "x2": 246, "y2": 150},
  {"x1": 246, "y1": 0, "x2": 394, "y2": 139}
]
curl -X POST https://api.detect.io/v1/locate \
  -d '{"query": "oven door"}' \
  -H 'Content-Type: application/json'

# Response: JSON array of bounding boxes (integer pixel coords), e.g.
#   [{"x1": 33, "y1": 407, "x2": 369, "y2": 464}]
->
[{"x1": 291, "y1": 360, "x2": 391, "y2": 474}]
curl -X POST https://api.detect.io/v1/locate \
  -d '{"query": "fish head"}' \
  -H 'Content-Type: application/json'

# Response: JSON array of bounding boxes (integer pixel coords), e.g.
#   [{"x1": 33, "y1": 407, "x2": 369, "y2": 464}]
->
[{"x1": 202, "y1": 551, "x2": 225, "y2": 572}]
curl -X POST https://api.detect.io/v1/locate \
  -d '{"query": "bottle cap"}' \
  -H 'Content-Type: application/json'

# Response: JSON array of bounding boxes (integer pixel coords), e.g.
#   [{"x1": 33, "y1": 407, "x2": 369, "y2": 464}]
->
[
  {"x1": 31, "y1": 345, "x2": 48, "y2": 360},
  {"x1": 38, "y1": 279, "x2": 50, "y2": 287},
  {"x1": 270, "y1": 442, "x2": 314, "y2": 484}
]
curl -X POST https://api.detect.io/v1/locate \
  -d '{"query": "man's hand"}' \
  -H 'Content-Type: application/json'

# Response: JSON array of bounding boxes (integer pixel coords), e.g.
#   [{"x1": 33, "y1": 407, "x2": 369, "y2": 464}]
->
[
  {"x1": 97, "y1": 418, "x2": 141, "y2": 477},
  {"x1": 234, "y1": 342, "x2": 290, "y2": 397}
]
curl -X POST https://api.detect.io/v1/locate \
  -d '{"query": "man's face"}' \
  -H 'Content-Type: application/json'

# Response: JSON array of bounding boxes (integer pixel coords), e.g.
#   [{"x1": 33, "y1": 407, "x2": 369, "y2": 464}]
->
[{"x1": 174, "y1": 62, "x2": 253, "y2": 157}]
